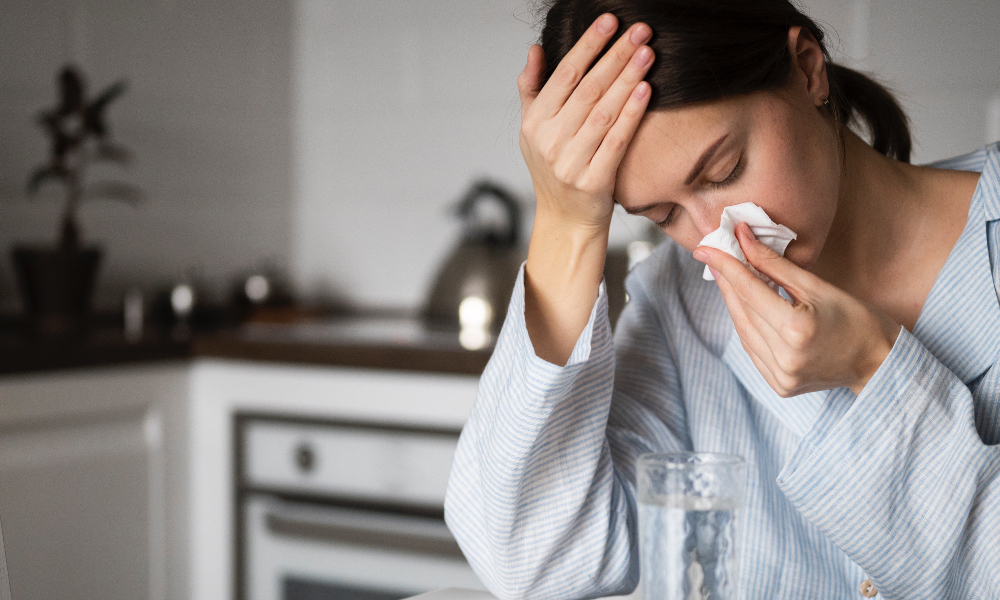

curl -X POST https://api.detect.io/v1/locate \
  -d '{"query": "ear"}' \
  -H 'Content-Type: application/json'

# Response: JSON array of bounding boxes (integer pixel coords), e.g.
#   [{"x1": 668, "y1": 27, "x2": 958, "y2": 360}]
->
[{"x1": 787, "y1": 25, "x2": 829, "y2": 107}]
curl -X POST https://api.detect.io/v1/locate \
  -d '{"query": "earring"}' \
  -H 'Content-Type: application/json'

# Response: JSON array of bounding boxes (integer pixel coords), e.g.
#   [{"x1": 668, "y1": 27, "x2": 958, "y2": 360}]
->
[{"x1": 821, "y1": 96, "x2": 830, "y2": 106}]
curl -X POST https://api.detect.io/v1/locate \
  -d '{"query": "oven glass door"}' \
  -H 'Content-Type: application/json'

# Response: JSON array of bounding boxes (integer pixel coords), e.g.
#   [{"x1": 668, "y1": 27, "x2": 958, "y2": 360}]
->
[{"x1": 245, "y1": 495, "x2": 484, "y2": 600}]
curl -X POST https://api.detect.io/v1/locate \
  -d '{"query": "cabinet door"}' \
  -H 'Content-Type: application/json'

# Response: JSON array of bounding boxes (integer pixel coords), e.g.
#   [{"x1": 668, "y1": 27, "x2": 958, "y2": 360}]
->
[{"x1": 0, "y1": 412, "x2": 153, "y2": 600}]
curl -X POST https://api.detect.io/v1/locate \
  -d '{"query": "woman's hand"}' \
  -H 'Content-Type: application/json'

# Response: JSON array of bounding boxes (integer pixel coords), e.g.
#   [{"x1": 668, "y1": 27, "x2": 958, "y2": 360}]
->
[
  {"x1": 518, "y1": 15, "x2": 653, "y2": 233},
  {"x1": 519, "y1": 14, "x2": 655, "y2": 365},
  {"x1": 694, "y1": 223, "x2": 902, "y2": 396}
]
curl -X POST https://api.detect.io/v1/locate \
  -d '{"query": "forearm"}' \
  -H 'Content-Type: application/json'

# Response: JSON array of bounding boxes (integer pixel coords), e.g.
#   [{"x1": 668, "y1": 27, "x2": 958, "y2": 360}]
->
[
  {"x1": 524, "y1": 212, "x2": 609, "y2": 366},
  {"x1": 446, "y1": 275, "x2": 636, "y2": 600}
]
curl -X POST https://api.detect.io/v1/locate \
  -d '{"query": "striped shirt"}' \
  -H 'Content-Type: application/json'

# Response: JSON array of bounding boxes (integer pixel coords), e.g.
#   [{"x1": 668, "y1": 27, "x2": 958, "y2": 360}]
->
[{"x1": 444, "y1": 143, "x2": 1000, "y2": 600}]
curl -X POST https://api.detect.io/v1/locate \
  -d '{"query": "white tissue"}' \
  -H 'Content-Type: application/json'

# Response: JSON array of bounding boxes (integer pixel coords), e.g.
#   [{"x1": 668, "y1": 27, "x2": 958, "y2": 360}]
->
[{"x1": 698, "y1": 202, "x2": 797, "y2": 283}]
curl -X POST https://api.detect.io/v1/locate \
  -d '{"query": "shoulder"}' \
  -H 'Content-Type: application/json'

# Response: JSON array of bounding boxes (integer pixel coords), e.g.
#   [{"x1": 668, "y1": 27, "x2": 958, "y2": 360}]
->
[
  {"x1": 925, "y1": 142, "x2": 1000, "y2": 173},
  {"x1": 929, "y1": 142, "x2": 1000, "y2": 222}
]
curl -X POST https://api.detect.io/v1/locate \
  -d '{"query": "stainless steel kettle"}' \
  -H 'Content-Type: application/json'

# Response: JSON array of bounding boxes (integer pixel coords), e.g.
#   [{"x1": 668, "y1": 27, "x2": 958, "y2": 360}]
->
[{"x1": 424, "y1": 180, "x2": 526, "y2": 335}]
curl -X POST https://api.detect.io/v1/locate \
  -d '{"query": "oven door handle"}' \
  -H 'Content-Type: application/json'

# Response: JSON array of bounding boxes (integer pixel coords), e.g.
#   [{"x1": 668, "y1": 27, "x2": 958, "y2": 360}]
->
[{"x1": 264, "y1": 507, "x2": 466, "y2": 559}]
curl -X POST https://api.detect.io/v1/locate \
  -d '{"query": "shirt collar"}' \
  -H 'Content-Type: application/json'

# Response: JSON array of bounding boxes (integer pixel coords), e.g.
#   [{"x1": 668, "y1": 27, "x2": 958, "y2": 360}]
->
[
  {"x1": 982, "y1": 144, "x2": 1000, "y2": 221},
  {"x1": 912, "y1": 144, "x2": 1000, "y2": 384}
]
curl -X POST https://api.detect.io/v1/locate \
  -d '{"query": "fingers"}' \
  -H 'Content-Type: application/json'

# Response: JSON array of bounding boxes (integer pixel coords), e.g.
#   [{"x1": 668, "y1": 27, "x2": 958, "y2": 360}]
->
[
  {"x1": 694, "y1": 246, "x2": 792, "y2": 331},
  {"x1": 531, "y1": 14, "x2": 619, "y2": 118},
  {"x1": 589, "y1": 80, "x2": 650, "y2": 174},
  {"x1": 517, "y1": 45, "x2": 546, "y2": 112},
  {"x1": 532, "y1": 15, "x2": 652, "y2": 125},
  {"x1": 735, "y1": 223, "x2": 814, "y2": 300},
  {"x1": 744, "y1": 344, "x2": 789, "y2": 396},
  {"x1": 713, "y1": 266, "x2": 780, "y2": 365},
  {"x1": 558, "y1": 23, "x2": 653, "y2": 131},
  {"x1": 698, "y1": 244, "x2": 825, "y2": 364},
  {"x1": 716, "y1": 272, "x2": 803, "y2": 397},
  {"x1": 565, "y1": 41, "x2": 652, "y2": 162}
]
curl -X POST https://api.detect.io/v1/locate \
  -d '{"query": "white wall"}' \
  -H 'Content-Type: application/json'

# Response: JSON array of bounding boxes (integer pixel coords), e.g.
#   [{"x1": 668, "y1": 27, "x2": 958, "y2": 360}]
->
[
  {"x1": 289, "y1": 0, "x2": 539, "y2": 308},
  {"x1": 803, "y1": 0, "x2": 1000, "y2": 161},
  {"x1": 1, "y1": 0, "x2": 998, "y2": 313}
]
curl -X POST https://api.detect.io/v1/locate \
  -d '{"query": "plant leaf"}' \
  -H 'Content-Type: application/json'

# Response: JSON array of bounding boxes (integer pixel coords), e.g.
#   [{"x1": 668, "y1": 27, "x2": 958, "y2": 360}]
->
[
  {"x1": 58, "y1": 66, "x2": 86, "y2": 115},
  {"x1": 92, "y1": 80, "x2": 127, "y2": 111},
  {"x1": 26, "y1": 166, "x2": 66, "y2": 196},
  {"x1": 86, "y1": 80, "x2": 127, "y2": 138},
  {"x1": 83, "y1": 180, "x2": 144, "y2": 205}
]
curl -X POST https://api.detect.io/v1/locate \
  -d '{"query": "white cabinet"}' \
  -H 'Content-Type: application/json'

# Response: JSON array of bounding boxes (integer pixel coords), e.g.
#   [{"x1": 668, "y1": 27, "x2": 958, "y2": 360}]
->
[
  {"x1": 0, "y1": 365, "x2": 189, "y2": 600},
  {"x1": 0, "y1": 360, "x2": 479, "y2": 600}
]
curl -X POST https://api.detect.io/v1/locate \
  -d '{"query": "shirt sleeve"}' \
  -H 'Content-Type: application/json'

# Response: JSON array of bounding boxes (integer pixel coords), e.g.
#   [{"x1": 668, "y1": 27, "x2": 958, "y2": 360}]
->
[
  {"x1": 444, "y1": 263, "x2": 688, "y2": 600},
  {"x1": 776, "y1": 326, "x2": 1000, "y2": 599}
]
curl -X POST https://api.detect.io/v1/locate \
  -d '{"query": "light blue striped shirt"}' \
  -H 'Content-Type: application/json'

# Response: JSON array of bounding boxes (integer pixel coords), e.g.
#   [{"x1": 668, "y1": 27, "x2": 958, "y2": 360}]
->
[{"x1": 445, "y1": 143, "x2": 1000, "y2": 600}]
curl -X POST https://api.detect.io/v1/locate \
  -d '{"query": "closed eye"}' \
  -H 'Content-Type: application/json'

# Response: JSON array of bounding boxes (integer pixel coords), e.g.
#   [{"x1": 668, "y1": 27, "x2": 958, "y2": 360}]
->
[
  {"x1": 656, "y1": 204, "x2": 679, "y2": 228},
  {"x1": 707, "y1": 156, "x2": 745, "y2": 189}
]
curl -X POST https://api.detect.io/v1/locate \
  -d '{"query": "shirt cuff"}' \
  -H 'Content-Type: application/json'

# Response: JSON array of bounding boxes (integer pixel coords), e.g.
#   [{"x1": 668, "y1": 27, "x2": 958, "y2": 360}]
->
[{"x1": 775, "y1": 325, "x2": 968, "y2": 528}]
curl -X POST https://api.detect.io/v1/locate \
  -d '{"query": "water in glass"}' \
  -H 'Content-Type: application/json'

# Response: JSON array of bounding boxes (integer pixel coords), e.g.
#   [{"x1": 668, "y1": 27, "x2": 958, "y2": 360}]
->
[{"x1": 637, "y1": 453, "x2": 745, "y2": 600}]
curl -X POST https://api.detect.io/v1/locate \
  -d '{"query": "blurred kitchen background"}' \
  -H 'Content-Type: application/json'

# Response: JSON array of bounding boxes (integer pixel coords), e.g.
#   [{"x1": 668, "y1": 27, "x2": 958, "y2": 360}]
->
[
  {"x1": 0, "y1": 1, "x2": 998, "y2": 600},
  {"x1": 2, "y1": 0, "x2": 1000, "y2": 317}
]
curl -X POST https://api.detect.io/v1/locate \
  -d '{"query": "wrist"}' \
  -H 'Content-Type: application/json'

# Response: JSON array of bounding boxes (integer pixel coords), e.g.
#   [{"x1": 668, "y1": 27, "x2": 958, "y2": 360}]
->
[
  {"x1": 531, "y1": 203, "x2": 613, "y2": 242},
  {"x1": 850, "y1": 318, "x2": 901, "y2": 395},
  {"x1": 527, "y1": 213, "x2": 609, "y2": 284}
]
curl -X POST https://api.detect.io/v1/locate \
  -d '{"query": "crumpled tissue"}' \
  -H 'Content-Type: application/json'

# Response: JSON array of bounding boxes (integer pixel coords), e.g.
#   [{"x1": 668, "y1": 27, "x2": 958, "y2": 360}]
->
[{"x1": 698, "y1": 202, "x2": 797, "y2": 285}]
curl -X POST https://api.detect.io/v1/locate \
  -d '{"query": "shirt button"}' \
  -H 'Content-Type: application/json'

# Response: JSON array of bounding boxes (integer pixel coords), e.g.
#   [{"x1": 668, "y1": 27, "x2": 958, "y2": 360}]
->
[{"x1": 860, "y1": 579, "x2": 878, "y2": 597}]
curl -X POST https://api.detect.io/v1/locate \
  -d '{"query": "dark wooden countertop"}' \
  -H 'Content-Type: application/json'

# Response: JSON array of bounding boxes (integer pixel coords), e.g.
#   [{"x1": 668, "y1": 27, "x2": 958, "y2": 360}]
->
[{"x1": 0, "y1": 316, "x2": 494, "y2": 377}]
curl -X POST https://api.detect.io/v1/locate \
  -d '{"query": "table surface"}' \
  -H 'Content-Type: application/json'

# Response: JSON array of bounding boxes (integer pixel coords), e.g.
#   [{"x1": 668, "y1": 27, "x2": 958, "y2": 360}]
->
[{"x1": 406, "y1": 589, "x2": 497, "y2": 600}]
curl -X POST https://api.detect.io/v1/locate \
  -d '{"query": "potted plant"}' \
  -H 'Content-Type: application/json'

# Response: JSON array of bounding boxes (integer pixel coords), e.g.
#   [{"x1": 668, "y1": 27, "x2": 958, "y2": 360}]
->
[{"x1": 13, "y1": 65, "x2": 142, "y2": 335}]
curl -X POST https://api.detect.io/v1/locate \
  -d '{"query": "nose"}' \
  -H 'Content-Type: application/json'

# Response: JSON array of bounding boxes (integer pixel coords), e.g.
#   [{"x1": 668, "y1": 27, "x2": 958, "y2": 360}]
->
[{"x1": 686, "y1": 204, "x2": 723, "y2": 239}]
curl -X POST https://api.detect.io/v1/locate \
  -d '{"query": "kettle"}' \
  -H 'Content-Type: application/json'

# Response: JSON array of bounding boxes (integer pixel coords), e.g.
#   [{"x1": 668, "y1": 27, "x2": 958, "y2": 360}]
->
[{"x1": 424, "y1": 180, "x2": 527, "y2": 340}]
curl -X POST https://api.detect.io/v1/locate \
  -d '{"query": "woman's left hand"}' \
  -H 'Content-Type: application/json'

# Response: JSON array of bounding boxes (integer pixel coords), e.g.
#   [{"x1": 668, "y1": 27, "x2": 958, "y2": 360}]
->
[{"x1": 693, "y1": 223, "x2": 902, "y2": 396}]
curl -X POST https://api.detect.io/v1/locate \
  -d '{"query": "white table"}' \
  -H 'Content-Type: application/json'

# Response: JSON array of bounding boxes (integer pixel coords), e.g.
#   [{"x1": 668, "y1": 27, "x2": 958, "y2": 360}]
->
[{"x1": 407, "y1": 589, "x2": 498, "y2": 600}]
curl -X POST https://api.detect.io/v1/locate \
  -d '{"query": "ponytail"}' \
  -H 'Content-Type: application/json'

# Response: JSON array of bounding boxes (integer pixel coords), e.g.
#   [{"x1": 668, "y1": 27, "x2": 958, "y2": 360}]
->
[{"x1": 825, "y1": 63, "x2": 912, "y2": 163}]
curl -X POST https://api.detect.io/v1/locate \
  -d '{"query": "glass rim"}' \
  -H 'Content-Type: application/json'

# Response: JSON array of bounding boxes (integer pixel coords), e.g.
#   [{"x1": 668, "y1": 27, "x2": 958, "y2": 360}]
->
[{"x1": 638, "y1": 451, "x2": 745, "y2": 468}]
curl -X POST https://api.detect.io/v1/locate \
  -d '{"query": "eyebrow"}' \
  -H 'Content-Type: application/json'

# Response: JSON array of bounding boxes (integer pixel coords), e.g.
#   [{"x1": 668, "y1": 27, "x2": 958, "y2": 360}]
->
[{"x1": 619, "y1": 133, "x2": 731, "y2": 216}]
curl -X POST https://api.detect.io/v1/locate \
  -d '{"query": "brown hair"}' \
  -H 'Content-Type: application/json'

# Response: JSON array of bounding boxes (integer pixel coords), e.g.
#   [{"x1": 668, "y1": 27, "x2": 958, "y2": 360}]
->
[{"x1": 539, "y1": 0, "x2": 912, "y2": 162}]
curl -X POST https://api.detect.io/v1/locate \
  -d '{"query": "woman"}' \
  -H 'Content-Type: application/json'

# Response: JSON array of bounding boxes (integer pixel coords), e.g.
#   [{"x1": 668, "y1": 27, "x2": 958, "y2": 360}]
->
[{"x1": 445, "y1": 0, "x2": 1000, "y2": 598}]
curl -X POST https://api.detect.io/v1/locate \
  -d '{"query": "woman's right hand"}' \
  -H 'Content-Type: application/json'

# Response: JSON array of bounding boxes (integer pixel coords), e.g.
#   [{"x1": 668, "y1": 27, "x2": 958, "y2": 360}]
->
[
  {"x1": 519, "y1": 14, "x2": 654, "y2": 365},
  {"x1": 518, "y1": 14, "x2": 653, "y2": 233}
]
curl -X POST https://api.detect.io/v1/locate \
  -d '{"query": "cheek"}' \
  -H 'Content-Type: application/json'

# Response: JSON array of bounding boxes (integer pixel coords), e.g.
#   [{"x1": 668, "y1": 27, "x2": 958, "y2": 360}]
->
[
  {"x1": 744, "y1": 133, "x2": 839, "y2": 267},
  {"x1": 749, "y1": 170, "x2": 829, "y2": 266}
]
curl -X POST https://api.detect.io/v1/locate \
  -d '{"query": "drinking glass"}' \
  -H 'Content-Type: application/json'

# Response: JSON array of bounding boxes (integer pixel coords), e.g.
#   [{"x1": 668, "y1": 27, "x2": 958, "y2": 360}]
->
[{"x1": 637, "y1": 452, "x2": 746, "y2": 600}]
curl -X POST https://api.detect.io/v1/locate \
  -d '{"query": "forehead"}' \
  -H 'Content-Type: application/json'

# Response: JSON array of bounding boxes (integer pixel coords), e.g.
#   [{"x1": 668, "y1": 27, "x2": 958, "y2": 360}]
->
[{"x1": 614, "y1": 96, "x2": 752, "y2": 207}]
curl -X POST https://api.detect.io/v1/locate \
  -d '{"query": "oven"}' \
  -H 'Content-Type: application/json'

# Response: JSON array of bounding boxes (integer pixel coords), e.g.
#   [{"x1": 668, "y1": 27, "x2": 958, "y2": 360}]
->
[{"x1": 235, "y1": 413, "x2": 484, "y2": 600}]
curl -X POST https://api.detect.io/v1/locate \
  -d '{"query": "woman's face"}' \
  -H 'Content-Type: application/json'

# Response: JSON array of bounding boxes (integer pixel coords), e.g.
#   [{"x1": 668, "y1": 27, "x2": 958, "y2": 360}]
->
[{"x1": 614, "y1": 87, "x2": 841, "y2": 270}]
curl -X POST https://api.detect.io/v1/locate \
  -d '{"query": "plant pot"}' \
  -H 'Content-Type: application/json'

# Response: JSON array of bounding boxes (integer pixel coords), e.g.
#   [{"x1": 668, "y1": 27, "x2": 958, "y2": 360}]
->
[{"x1": 11, "y1": 246, "x2": 102, "y2": 336}]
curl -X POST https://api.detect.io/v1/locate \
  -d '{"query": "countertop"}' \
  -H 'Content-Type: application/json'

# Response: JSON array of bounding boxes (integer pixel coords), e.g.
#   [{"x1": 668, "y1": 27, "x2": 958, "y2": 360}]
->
[{"x1": 0, "y1": 316, "x2": 494, "y2": 376}]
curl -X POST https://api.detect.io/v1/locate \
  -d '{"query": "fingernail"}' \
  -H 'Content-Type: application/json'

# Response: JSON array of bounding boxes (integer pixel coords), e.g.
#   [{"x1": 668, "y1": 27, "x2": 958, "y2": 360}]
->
[
  {"x1": 597, "y1": 14, "x2": 616, "y2": 35},
  {"x1": 693, "y1": 249, "x2": 709, "y2": 263},
  {"x1": 634, "y1": 46, "x2": 653, "y2": 67},
  {"x1": 632, "y1": 81, "x2": 649, "y2": 99},
  {"x1": 742, "y1": 223, "x2": 757, "y2": 242},
  {"x1": 630, "y1": 24, "x2": 651, "y2": 45},
  {"x1": 709, "y1": 267, "x2": 721, "y2": 280}
]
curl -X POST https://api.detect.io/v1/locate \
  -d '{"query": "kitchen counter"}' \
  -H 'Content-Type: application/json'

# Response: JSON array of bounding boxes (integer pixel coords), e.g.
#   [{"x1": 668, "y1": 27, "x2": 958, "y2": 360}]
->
[{"x1": 0, "y1": 316, "x2": 494, "y2": 376}]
